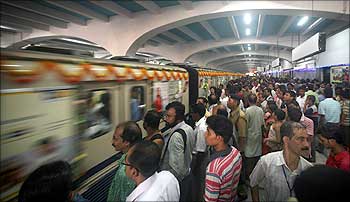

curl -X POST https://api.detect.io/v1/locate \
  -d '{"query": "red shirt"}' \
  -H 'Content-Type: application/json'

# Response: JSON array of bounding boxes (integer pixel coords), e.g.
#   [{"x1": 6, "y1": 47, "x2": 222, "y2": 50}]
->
[{"x1": 326, "y1": 150, "x2": 350, "y2": 172}]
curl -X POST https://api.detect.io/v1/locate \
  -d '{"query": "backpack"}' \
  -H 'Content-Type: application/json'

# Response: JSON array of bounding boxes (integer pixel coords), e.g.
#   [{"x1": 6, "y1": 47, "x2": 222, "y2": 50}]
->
[{"x1": 163, "y1": 128, "x2": 187, "y2": 155}]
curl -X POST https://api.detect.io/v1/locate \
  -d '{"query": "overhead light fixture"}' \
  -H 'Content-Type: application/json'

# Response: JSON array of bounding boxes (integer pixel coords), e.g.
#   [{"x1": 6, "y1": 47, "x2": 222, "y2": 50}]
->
[
  {"x1": 245, "y1": 28, "x2": 251, "y2": 36},
  {"x1": 306, "y1": 17, "x2": 323, "y2": 30},
  {"x1": 248, "y1": 46, "x2": 252, "y2": 51},
  {"x1": 248, "y1": 54, "x2": 251, "y2": 57},
  {"x1": 297, "y1": 16, "x2": 309, "y2": 26},
  {"x1": 0, "y1": 25, "x2": 17, "y2": 31},
  {"x1": 244, "y1": 13, "x2": 252, "y2": 25}
]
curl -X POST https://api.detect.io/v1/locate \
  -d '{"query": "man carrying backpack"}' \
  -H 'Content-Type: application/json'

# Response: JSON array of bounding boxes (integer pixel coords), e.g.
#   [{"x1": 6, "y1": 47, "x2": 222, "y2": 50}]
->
[{"x1": 160, "y1": 101, "x2": 195, "y2": 201}]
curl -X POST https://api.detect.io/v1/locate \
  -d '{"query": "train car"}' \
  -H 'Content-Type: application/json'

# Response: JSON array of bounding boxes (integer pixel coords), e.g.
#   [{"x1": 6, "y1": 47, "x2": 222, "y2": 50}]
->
[{"x1": 0, "y1": 49, "x2": 191, "y2": 201}]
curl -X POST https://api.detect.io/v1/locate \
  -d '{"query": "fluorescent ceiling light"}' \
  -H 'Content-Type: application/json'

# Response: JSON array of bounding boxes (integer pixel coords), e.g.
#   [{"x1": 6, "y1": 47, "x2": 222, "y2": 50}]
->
[
  {"x1": 245, "y1": 28, "x2": 251, "y2": 36},
  {"x1": 247, "y1": 44, "x2": 251, "y2": 47},
  {"x1": 0, "y1": 25, "x2": 17, "y2": 31},
  {"x1": 248, "y1": 54, "x2": 251, "y2": 57},
  {"x1": 307, "y1": 17, "x2": 323, "y2": 30},
  {"x1": 248, "y1": 46, "x2": 252, "y2": 50},
  {"x1": 244, "y1": 13, "x2": 252, "y2": 25},
  {"x1": 297, "y1": 16, "x2": 309, "y2": 26}
]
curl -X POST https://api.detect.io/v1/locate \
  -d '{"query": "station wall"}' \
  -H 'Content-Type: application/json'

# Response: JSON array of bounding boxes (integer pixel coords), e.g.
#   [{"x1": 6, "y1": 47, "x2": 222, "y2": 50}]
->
[{"x1": 316, "y1": 28, "x2": 350, "y2": 67}]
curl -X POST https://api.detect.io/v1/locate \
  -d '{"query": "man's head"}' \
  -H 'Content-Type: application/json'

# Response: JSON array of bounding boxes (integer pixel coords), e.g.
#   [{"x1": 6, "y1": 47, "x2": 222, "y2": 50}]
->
[
  {"x1": 112, "y1": 121, "x2": 142, "y2": 153},
  {"x1": 227, "y1": 94, "x2": 241, "y2": 110},
  {"x1": 272, "y1": 109, "x2": 285, "y2": 122},
  {"x1": 190, "y1": 103, "x2": 206, "y2": 122},
  {"x1": 283, "y1": 90, "x2": 296, "y2": 103},
  {"x1": 280, "y1": 121, "x2": 309, "y2": 157},
  {"x1": 18, "y1": 161, "x2": 72, "y2": 202},
  {"x1": 143, "y1": 110, "x2": 161, "y2": 132},
  {"x1": 205, "y1": 115, "x2": 233, "y2": 146},
  {"x1": 306, "y1": 95, "x2": 316, "y2": 106},
  {"x1": 287, "y1": 83, "x2": 294, "y2": 91},
  {"x1": 248, "y1": 94, "x2": 258, "y2": 105},
  {"x1": 318, "y1": 124, "x2": 343, "y2": 149},
  {"x1": 287, "y1": 107, "x2": 302, "y2": 122},
  {"x1": 208, "y1": 94, "x2": 218, "y2": 106},
  {"x1": 125, "y1": 141, "x2": 161, "y2": 183},
  {"x1": 324, "y1": 87, "x2": 333, "y2": 98},
  {"x1": 165, "y1": 101, "x2": 185, "y2": 128},
  {"x1": 196, "y1": 97, "x2": 208, "y2": 107},
  {"x1": 298, "y1": 86, "x2": 306, "y2": 97}
]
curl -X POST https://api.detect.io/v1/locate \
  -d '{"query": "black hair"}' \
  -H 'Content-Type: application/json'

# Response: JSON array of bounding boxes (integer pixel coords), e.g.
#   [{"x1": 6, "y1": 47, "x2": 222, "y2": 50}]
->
[
  {"x1": 286, "y1": 90, "x2": 296, "y2": 98},
  {"x1": 324, "y1": 87, "x2": 333, "y2": 98},
  {"x1": 197, "y1": 97, "x2": 208, "y2": 105},
  {"x1": 144, "y1": 110, "x2": 161, "y2": 130},
  {"x1": 165, "y1": 101, "x2": 185, "y2": 121},
  {"x1": 307, "y1": 83, "x2": 314, "y2": 91},
  {"x1": 307, "y1": 95, "x2": 316, "y2": 104},
  {"x1": 294, "y1": 165, "x2": 350, "y2": 202},
  {"x1": 267, "y1": 101, "x2": 278, "y2": 112},
  {"x1": 208, "y1": 94, "x2": 218, "y2": 106},
  {"x1": 287, "y1": 107, "x2": 302, "y2": 122},
  {"x1": 217, "y1": 108, "x2": 228, "y2": 118},
  {"x1": 318, "y1": 123, "x2": 343, "y2": 145},
  {"x1": 342, "y1": 88, "x2": 350, "y2": 99},
  {"x1": 128, "y1": 141, "x2": 161, "y2": 178},
  {"x1": 190, "y1": 103, "x2": 206, "y2": 118},
  {"x1": 18, "y1": 161, "x2": 72, "y2": 202},
  {"x1": 118, "y1": 121, "x2": 142, "y2": 145},
  {"x1": 280, "y1": 121, "x2": 306, "y2": 140},
  {"x1": 229, "y1": 94, "x2": 241, "y2": 102},
  {"x1": 274, "y1": 109, "x2": 285, "y2": 121},
  {"x1": 248, "y1": 93, "x2": 257, "y2": 104},
  {"x1": 206, "y1": 115, "x2": 233, "y2": 144}
]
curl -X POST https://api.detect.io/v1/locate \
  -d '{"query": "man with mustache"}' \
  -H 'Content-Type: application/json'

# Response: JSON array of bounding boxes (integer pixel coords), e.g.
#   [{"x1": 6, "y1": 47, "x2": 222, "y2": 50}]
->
[
  {"x1": 249, "y1": 121, "x2": 313, "y2": 202},
  {"x1": 160, "y1": 101, "x2": 194, "y2": 201}
]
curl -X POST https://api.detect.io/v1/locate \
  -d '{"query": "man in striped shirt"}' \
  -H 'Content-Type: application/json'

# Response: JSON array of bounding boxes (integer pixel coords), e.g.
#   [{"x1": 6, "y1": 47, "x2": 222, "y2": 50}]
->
[{"x1": 204, "y1": 115, "x2": 242, "y2": 202}]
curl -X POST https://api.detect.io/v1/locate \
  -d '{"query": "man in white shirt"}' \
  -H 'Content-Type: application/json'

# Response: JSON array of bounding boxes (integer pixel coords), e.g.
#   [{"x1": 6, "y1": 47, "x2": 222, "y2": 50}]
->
[
  {"x1": 296, "y1": 86, "x2": 307, "y2": 112},
  {"x1": 190, "y1": 103, "x2": 207, "y2": 201},
  {"x1": 250, "y1": 121, "x2": 313, "y2": 202},
  {"x1": 125, "y1": 141, "x2": 180, "y2": 201}
]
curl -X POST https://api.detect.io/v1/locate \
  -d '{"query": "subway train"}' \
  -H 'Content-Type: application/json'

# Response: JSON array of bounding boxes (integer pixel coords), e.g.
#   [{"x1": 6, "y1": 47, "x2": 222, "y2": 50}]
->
[{"x1": 0, "y1": 49, "x2": 241, "y2": 201}]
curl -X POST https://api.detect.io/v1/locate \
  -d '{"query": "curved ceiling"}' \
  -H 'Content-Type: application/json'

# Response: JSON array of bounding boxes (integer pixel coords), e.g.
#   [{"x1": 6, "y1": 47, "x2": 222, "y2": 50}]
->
[{"x1": 1, "y1": 0, "x2": 349, "y2": 73}]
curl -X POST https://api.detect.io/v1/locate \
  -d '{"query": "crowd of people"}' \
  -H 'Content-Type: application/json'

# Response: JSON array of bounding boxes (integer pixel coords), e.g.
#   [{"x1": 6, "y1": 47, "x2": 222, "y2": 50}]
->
[{"x1": 18, "y1": 75, "x2": 349, "y2": 202}]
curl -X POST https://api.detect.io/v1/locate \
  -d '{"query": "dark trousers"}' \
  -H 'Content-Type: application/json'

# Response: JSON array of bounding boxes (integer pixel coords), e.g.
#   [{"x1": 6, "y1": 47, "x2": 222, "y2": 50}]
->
[
  {"x1": 191, "y1": 152, "x2": 208, "y2": 201},
  {"x1": 245, "y1": 156, "x2": 260, "y2": 181},
  {"x1": 180, "y1": 173, "x2": 193, "y2": 202}
]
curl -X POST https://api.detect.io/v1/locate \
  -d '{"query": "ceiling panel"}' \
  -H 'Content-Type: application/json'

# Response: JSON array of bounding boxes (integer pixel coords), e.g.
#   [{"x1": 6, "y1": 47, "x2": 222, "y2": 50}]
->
[
  {"x1": 153, "y1": 1, "x2": 180, "y2": 8},
  {"x1": 207, "y1": 17, "x2": 235, "y2": 38},
  {"x1": 228, "y1": 45, "x2": 242, "y2": 51},
  {"x1": 168, "y1": 28, "x2": 195, "y2": 42},
  {"x1": 157, "y1": 33, "x2": 177, "y2": 43},
  {"x1": 77, "y1": 0, "x2": 117, "y2": 16},
  {"x1": 234, "y1": 14, "x2": 258, "y2": 38},
  {"x1": 113, "y1": 0, "x2": 146, "y2": 12},
  {"x1": 185, "y1": 22, "x2": 214, "y2": 40},
  {"x1": 35, "y1": 0, "x2": 91, "y2": 20},
  {"x1": 261, "y1": 15, "x2": 288, "y2": 36},
  {"x1": 285, "y1": 16, "x2": 318, "y2": 34}
]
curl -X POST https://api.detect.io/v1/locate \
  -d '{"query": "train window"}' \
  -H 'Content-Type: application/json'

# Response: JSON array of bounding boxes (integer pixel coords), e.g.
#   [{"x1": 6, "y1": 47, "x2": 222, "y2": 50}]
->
[
  {"x1": 130, "y1": 86, "x2": 145, "y2": 121},
  {"x1": 82, "y1": 90, "x2": 112, "y2": 139}
]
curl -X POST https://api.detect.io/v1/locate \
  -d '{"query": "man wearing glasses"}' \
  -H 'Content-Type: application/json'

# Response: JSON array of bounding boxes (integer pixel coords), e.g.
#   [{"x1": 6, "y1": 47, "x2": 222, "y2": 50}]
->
[
  {"x1": 107, "y1": 121, "x2": 142, "y2": 202},
  {"x1": 125, "y1": 141, "x2": 180, "y2": 201},
  {"x1": 161, "y1": 101, "x2": 194, "y2": 201}
]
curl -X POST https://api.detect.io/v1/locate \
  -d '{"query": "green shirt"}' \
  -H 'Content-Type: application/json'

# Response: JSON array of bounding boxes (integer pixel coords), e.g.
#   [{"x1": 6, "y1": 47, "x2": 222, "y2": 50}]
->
[{"x1": 107, "y1": 153, "x2": 135, "y2": 202}]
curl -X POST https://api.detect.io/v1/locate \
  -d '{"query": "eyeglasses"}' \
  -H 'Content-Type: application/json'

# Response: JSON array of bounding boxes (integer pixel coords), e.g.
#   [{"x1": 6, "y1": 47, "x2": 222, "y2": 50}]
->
[{"x1": 121, "y1": 162, "x2": 139, "y2": 172}]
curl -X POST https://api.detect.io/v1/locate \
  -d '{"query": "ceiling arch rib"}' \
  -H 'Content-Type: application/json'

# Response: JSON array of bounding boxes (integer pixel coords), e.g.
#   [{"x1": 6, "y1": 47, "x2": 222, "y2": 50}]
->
[
  {"x1": 0, "y1": 4, "x2": 68, "y2": 29},
  {"x1": 205, "y1": 50, "x2": 290, "y2": 67},
  {"x1": 44, "y1": 0, "x2": 109, "y2": 22},
  {"x1": 1, "y1": 0, "x2": 87, "y2": 25},
  {"x1": 217, "y1": 58, "x2": 273, "y2": 68}
]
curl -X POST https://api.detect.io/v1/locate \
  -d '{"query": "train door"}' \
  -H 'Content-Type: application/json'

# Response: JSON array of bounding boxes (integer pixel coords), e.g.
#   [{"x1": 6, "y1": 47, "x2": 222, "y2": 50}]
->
[{"x1": 76, "y1": 82, "x2": 117, "y2": 173}]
